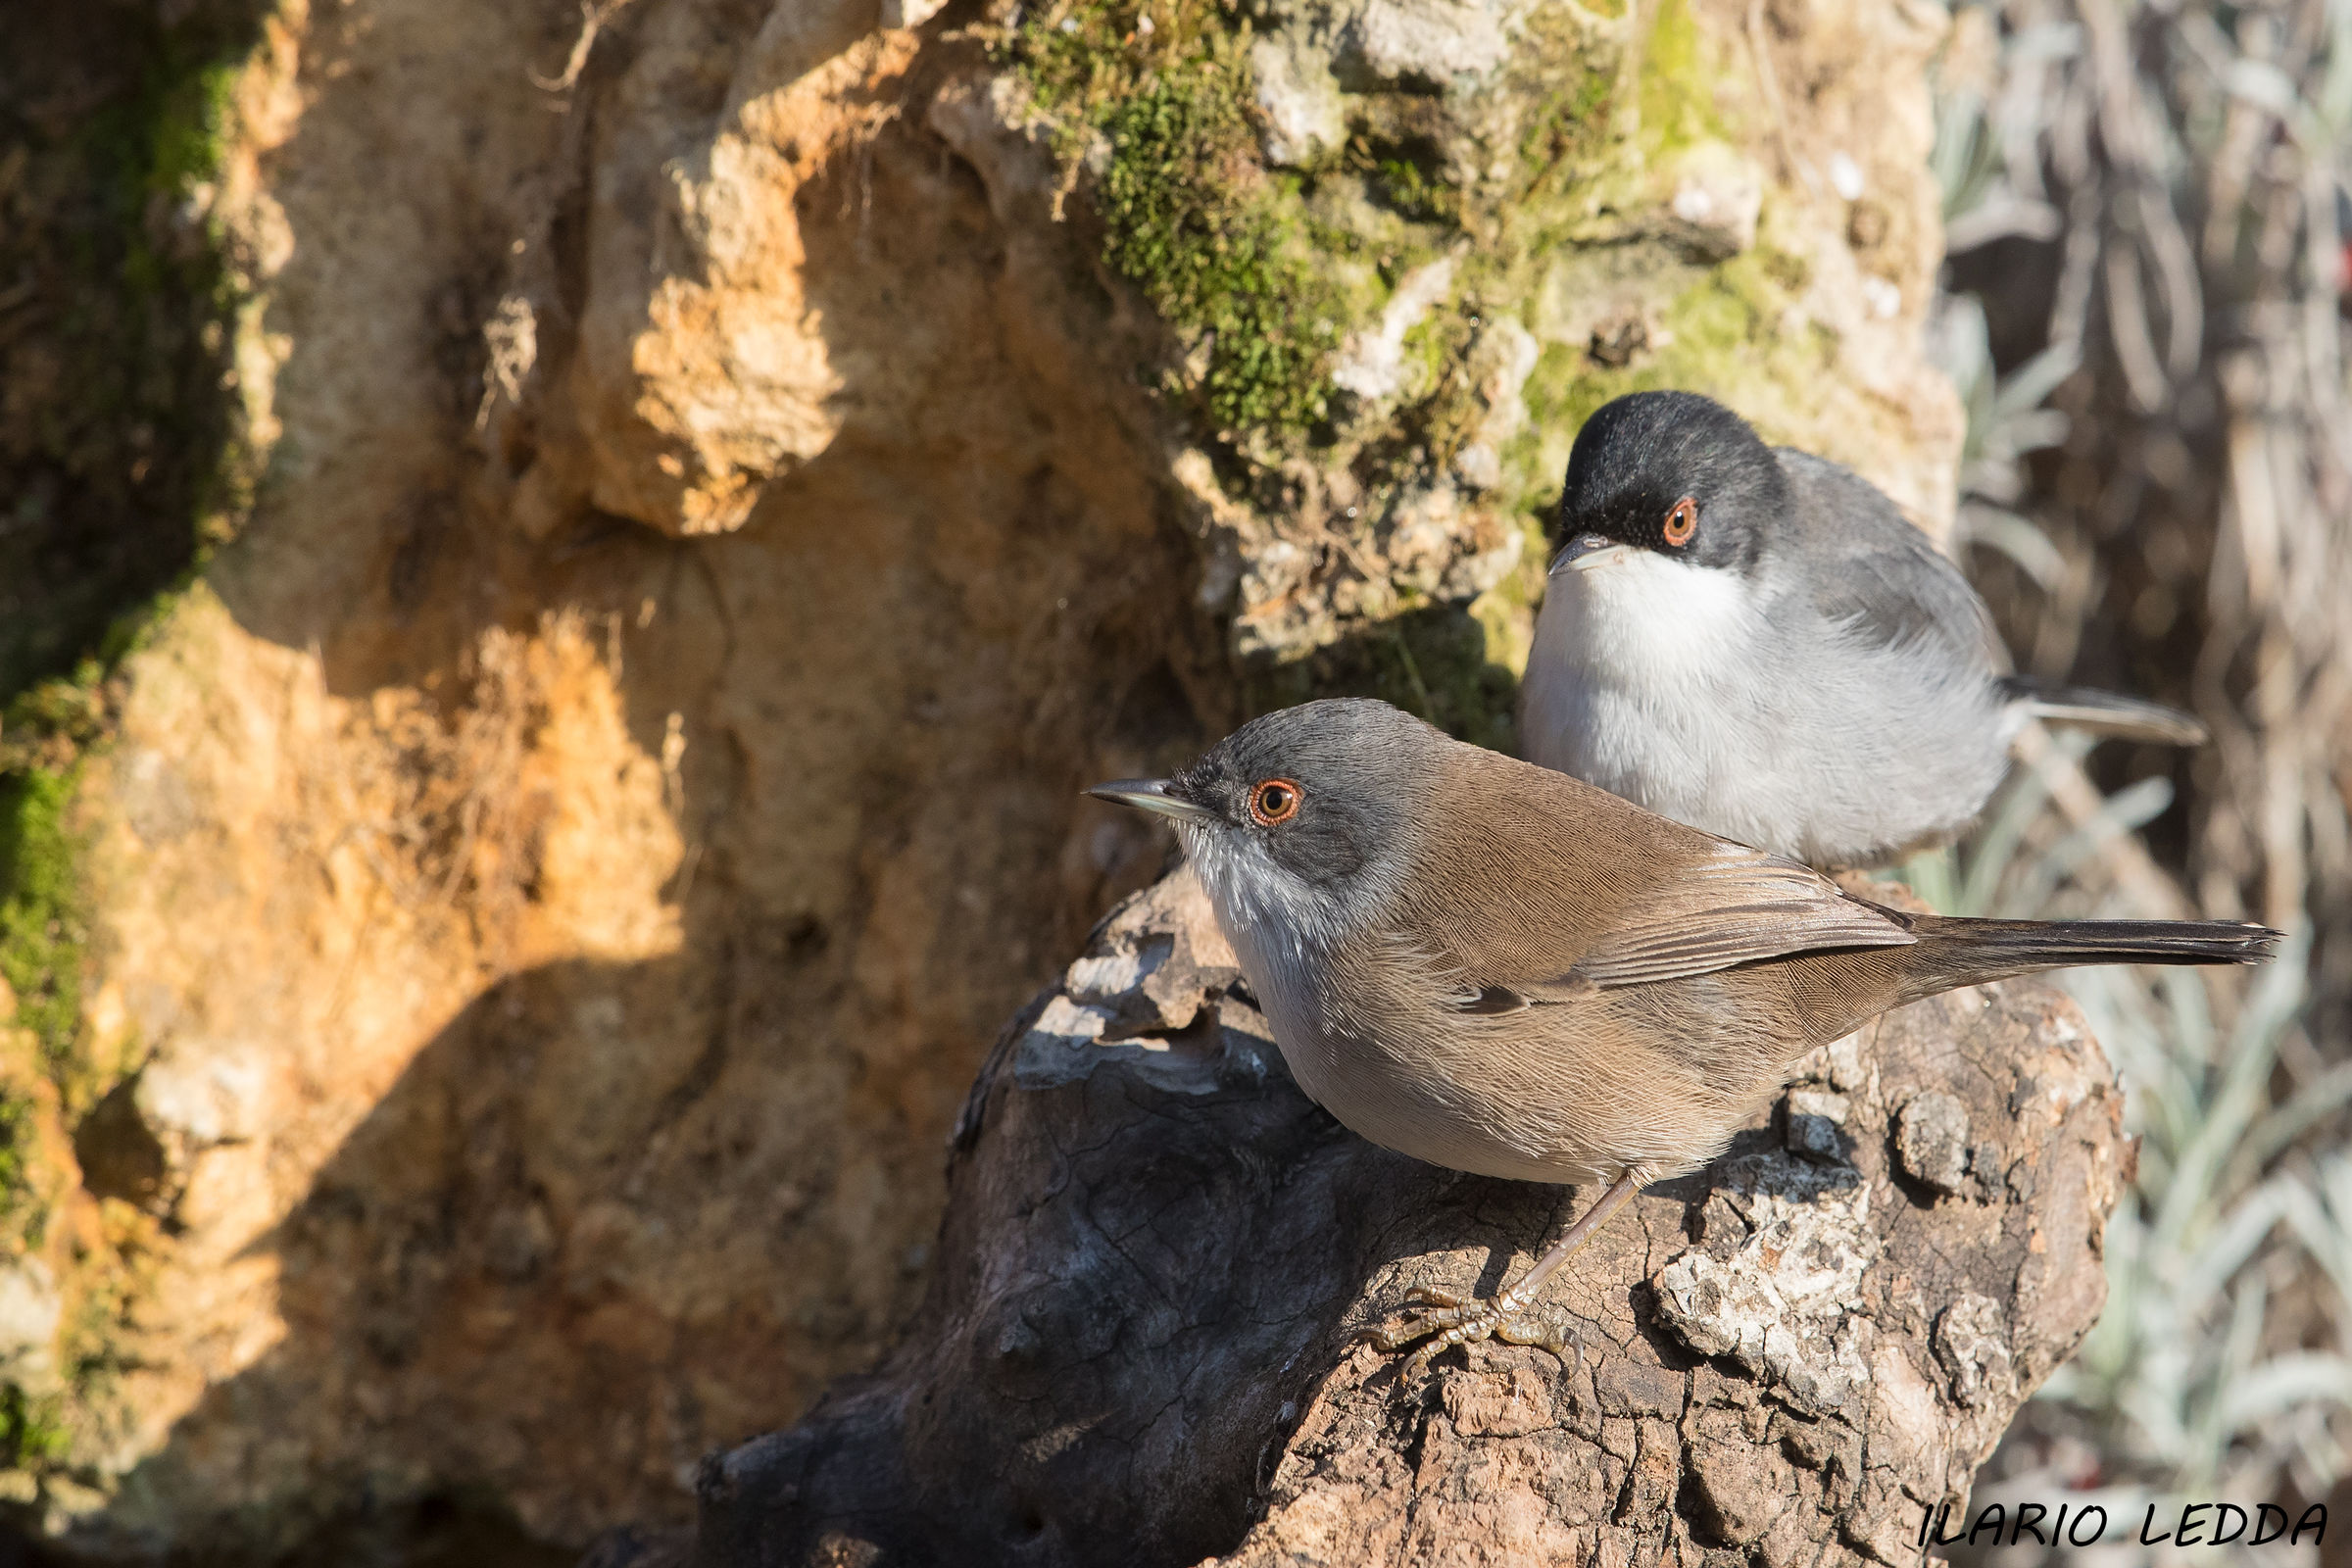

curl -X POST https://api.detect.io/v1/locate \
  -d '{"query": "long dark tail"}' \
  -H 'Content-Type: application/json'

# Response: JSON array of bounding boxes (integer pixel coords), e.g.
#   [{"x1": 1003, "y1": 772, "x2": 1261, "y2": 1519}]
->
[
  {"x1": 1997, "y1": 674, "x2": 2208, "y2": 747},
  {"x1": 1898, "y1": 912, "x2": 2279, "y2": 1000}
]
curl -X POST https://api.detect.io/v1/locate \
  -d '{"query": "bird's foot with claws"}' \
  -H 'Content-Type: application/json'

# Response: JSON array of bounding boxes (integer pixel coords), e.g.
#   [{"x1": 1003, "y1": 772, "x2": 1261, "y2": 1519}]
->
[{"x1": 1356, "y1": 1286, "x2": 1579, "y2": 1381}]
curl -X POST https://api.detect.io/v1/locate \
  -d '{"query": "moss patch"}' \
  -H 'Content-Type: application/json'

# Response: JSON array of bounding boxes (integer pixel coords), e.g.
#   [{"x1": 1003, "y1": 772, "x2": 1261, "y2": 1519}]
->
[
  {"x1": 0, "y1": 772, "x2": 87, "y2": 1083},
  {"x1": 1005, "y1": 0, "x2": 1352, "y2": 437},
  {"x1": 1007, "y1": 0, "x2": 1897, "y2": 764},
  {"x1": 1637, "y1": 0, "x2": 1729, "y2": 157},
  {"x1": 1511, "y1": 228, "x2": 1834, "y2": 521},
  {"x1": 0, "y1": 1385, "x2": 70, "y2": 1473},
  {"x1": 1096, "y1": 70, "x2": 1343, "y2": 432},
  {"x1": 0, "y1": 0, "x2": 264, "y2": 1074},
  {"x1": 0, "y1": 0, "x2": 267, "y2": 1505}
]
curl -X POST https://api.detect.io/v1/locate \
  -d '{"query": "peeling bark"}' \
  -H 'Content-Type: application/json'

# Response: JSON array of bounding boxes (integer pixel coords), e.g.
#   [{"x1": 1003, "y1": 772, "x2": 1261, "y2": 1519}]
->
[{"x1": 618, "y1": 868, "x2": 2129, "y2": 1568}]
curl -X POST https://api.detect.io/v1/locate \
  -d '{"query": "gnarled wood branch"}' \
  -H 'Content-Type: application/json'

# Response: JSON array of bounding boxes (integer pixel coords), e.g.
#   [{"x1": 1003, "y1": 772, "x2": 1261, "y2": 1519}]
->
[{"x1": 619, "y1": 868, "x2": 2128, "y2": 1568}]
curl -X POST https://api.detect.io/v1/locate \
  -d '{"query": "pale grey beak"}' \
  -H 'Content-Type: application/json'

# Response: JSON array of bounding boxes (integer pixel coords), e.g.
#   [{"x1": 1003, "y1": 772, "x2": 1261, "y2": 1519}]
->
[
  {"x1": 1551, "y1": 531, "x2": 1627, "y2": 574},
  {"x1": 1086, "y1": 778, "x2": 1218, "y2": 824}
]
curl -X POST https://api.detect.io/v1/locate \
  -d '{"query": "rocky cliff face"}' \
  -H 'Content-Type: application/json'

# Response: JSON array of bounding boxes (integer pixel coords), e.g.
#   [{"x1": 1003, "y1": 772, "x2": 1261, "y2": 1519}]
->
[{"x1": 0, "y1": 0, "x2": 1960, "y2": 1552}]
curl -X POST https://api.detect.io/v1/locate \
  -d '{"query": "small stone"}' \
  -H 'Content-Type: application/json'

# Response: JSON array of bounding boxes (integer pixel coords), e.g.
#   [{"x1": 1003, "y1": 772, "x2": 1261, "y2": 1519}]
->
[
  {"x1": 0, "y1": 1259, "x2": 58, "y2": 1383},
  {"x1": 1827, "y1": 151, "x2": 1865, "y2": 202},
  {"x1": 1821, "y1": 1033, "x2": 1866, "y2": 1091},
  {"x1": 1785, "y1": 1088, "x2": 1849, "y2": 1162},
  {"x1": 1588, "y1": 317, "x2": 1647, "y2": 368},
  {"x1": 1250, "y1": 38, "x2": 1346, "y2": 167},
  {"x1": 1785, "y1": 1114, "x2": 1842, "y2": 1162},
  {"x1": 1788, "y1": 1088, "x2": 1848, "y2": 1126},
  {"x1": 1971, "y1": 1143, "x2": 2007, "y2": 1201},
  {"x1": 1348, "y1": 0, "x2": 1512, "y2": 85},
  {"x1": 1896, "y1": 1092, "x2": 1972, "y2": 1194},
  {"x1": 1451, "y1": 442, "x2": 1501, "y2": 492},
  {"x1": 1776, "y1": 1413, "x2": 1838, "y2": 1469}
]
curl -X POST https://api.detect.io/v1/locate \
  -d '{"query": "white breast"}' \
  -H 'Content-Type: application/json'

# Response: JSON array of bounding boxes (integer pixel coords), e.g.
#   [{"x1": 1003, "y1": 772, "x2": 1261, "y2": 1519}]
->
[{"x1": 1520, "y1": 549, "x2": 2012, "y2": 865}]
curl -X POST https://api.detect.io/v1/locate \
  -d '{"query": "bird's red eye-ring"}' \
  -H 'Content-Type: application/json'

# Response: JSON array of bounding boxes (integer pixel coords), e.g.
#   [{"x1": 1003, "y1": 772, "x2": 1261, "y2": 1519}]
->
[
  {"x1": 1662, "y1": 496, "x2": 1698, "y2": 547},
  {"x1": 1250, "y1": 779, "x2": 1302, "y2": 826}
]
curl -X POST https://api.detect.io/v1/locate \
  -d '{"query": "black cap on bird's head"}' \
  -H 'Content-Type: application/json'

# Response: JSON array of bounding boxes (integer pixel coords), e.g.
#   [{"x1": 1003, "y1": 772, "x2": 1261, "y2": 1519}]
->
[
  {"x1": 1086, "y1": 699, "x2": 1437, "y2": 891},
  {"x1": 1551, "y1": 391, "x2": 1786, "y2": 576}
]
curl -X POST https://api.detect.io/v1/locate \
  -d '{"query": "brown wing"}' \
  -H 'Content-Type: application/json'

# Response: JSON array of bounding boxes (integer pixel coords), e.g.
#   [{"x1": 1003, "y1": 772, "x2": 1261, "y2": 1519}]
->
[{"x1": 1390, "y1": 751, "x2": 1917, "y2": 1001}]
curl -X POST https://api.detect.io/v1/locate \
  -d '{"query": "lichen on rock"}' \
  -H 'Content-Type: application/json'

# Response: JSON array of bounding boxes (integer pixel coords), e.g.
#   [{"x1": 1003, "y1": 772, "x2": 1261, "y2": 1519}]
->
[{"x1": 1654, "y1": 1152, "x2": 1882, "y2": 1414}]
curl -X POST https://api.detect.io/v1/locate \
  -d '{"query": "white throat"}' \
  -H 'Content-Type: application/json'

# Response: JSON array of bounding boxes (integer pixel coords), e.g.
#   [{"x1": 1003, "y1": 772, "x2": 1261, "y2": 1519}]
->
[
  {"x1": 1540, "y1": 547, "x2": 1765, "y2": 690},
  {"x1": 1179, "y1": 824, "x2": 1354, "y2": 969}
]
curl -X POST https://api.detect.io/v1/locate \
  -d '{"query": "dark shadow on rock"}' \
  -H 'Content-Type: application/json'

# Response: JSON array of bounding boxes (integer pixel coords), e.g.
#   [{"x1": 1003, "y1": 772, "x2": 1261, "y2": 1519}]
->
[
  {"x1": 1244, "y1": 601, "x2": 1525, "y2": 758},
  {"x1": 77, "y1": 948, "x2": 842, "y2": 1558},
  {"x1": 0, "y1": 0, "x2": 271, "y2": 706},
  {"x1": 678, "y1": 887, "x2": 1484, "y2": 1568},
  {"x1": 73, "y1": 1490, "x2": 575, "y2": 1568}
]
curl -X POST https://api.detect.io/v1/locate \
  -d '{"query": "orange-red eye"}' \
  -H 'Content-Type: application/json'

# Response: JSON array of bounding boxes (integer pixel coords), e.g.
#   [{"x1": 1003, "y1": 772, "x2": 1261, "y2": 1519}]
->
[
  {"x1": 1250, "y1": 779, "x2": 1302, "y2": 825},
  {"x1": 1662, "y1": 496, "x2": 1698, "y2": 547}
]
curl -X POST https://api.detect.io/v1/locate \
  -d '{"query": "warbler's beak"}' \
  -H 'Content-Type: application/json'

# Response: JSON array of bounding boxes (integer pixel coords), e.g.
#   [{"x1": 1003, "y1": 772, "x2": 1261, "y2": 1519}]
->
[
  {"x1": 1551, "y1": 531, "x2": 1628, "y2": 573},
  {"x1": 1086, "y1": 778, "x2": 1218, "y2": 825}
]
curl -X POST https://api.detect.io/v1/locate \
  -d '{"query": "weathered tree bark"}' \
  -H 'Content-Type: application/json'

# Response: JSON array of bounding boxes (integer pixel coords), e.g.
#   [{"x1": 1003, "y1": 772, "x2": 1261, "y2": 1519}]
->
[{"x1": 617, "y1": 868, "x2": 2128, "y2": 1568}]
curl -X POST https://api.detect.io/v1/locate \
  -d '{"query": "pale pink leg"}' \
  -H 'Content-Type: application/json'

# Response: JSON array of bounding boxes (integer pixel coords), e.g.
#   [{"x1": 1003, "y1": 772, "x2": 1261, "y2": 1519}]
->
[{"x1": 1360, "y1": 1166, "x2": 1648, "y2": 1380}]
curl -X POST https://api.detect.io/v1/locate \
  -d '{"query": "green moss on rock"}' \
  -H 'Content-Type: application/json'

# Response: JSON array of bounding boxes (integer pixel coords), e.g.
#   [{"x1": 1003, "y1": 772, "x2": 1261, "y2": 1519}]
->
[
  {"x1": 1097, "y1": 71, "x2": 1343, "y2": 432},
  {"x1": 1245, "y1": 598, "x2": 1523, "y2": 753},
  {"x1": 1510, "y1": 224, "x2": 1837, "y2": 513},
  {"x1": 1637, "y1": 0, "x2": 1729, "y2": 157},
  {"x1": 0, "y1": 771, "x2": 87, "y2": 1082},
  {"x1": 0, "y1": 0, "x2": 266, "y2": 1122},
  {"x1": 1013, "y1": 0, "x2": 1928, "y2": 762},
  {"x1": 0, "y1": 1385, "x2": 70, "y2": 1474},
  {"x1": 1006, "y1": 2, "x2": 1348, "y2": 436}
]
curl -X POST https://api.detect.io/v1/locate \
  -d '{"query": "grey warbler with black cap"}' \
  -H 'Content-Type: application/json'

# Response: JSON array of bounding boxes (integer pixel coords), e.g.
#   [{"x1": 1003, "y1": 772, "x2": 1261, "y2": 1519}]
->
[
  {"x1": 1520, "y1": 390, "x2": 2205, "y2": 868},
  {"x1": 1091, "y1": 698, "x2": 2275, "y2": 1375}
]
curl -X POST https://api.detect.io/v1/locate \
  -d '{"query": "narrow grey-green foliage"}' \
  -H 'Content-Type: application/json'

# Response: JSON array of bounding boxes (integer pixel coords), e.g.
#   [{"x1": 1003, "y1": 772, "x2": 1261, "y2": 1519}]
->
[{"x1": 1916, "y1": 2, "x2": 2352, "y2": 1525}]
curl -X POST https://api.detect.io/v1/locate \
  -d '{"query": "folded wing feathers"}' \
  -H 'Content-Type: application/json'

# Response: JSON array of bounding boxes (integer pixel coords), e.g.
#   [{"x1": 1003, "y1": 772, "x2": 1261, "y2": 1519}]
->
[{"x1": 1572, "y1": 847, "x2": 1915, "y2": 989}]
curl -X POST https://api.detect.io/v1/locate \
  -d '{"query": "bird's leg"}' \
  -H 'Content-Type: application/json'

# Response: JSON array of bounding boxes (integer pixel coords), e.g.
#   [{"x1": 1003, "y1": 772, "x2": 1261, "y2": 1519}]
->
[{"x1": 1359, "y1": 1166, "x2": 1647, "y2": 1380}]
